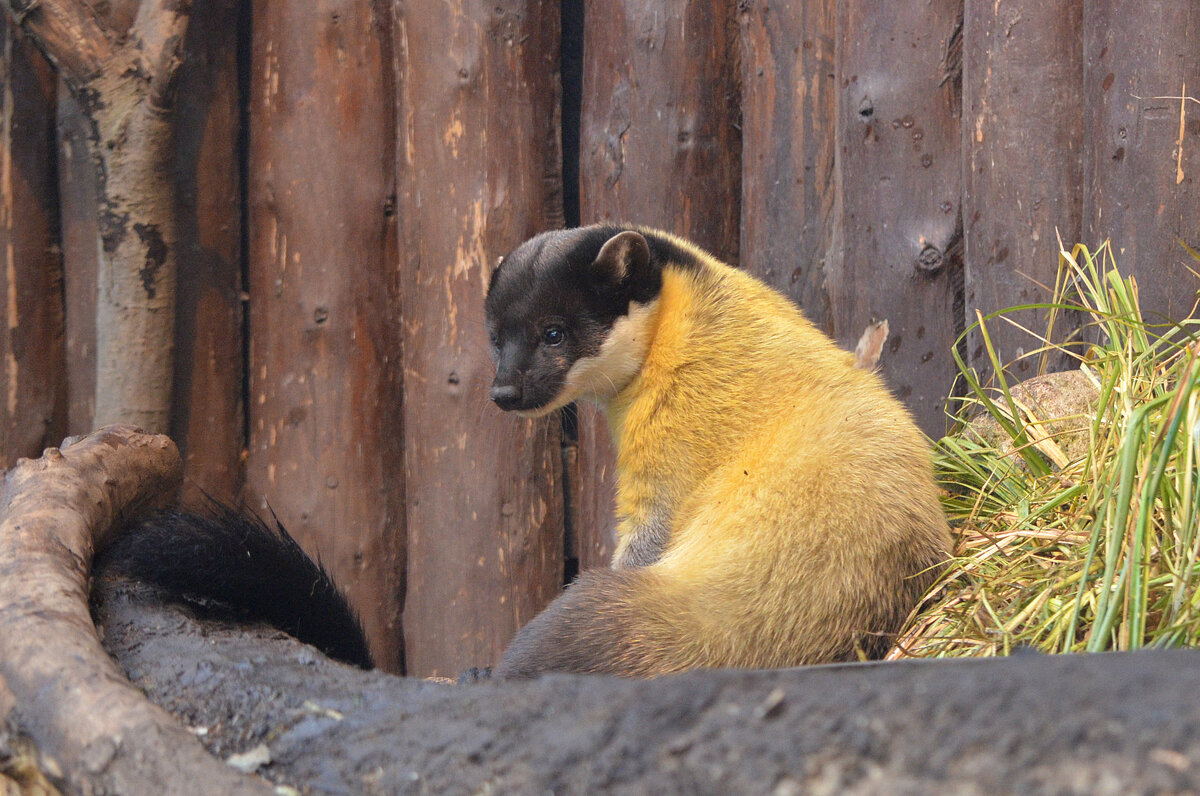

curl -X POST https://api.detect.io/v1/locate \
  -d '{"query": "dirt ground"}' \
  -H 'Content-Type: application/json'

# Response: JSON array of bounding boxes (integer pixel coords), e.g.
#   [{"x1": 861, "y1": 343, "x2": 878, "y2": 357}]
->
[{"x1": 92, "y1": 576, "x2": 1200, "y2": 795}]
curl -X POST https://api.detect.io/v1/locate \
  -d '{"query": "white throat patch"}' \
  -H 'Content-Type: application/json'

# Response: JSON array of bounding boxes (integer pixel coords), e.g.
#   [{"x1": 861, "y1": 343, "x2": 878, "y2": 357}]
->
[
  {"x1": 564, "y1": 299, "x2": 660, "y2": 404},
  {"x1": 513, "y1": 299, "x2": 660, "y2": 417}
]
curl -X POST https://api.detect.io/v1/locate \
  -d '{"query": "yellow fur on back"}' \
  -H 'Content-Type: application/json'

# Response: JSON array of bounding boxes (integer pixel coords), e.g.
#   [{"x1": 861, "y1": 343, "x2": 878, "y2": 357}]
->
[{"x1": 603, "y1": 244, "x2": 950, "y2": 670}]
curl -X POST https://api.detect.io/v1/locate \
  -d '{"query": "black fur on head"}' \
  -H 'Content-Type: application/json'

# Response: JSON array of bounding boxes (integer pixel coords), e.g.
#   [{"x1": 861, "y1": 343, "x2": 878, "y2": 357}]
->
[{"x1": 484, "y1": 225, "x2": 673, "y2": 414}]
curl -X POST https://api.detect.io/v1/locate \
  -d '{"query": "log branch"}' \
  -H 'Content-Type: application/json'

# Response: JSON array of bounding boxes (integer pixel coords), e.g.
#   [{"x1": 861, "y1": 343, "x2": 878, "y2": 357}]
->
[
  {"x1": 0, "y1": 426, "x2": 268, "y2": 794},
  {"x1": 133, "y1": 0, "x2": 192, "y2": 110},
  {"x1": 0, "y1": 0, "x2": 112, "y2": 83},
  {"x1": 1, "y1": 674, "x2": 60, "y2": 795},
  {"x1": 1, "y1": 1, "x2": 195, "y2": 433}
]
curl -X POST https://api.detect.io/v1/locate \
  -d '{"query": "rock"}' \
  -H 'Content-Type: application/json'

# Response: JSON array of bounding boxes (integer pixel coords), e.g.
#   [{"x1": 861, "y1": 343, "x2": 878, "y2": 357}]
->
[{"x1": 964, "y1": 368, "x2": 1101, "y2": 469}]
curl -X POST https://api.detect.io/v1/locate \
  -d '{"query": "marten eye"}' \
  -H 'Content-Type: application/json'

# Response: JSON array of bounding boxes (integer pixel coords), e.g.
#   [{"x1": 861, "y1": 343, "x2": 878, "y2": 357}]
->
[{"x1": 542, "y1": 326, "x2": 565, "y2": 346}]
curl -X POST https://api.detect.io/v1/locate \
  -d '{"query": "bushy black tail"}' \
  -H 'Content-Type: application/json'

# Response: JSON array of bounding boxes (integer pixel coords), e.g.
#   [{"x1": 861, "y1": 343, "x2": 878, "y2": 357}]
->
[{"x1": 98, "y1": 506, "x2": 373, "y2": 669}]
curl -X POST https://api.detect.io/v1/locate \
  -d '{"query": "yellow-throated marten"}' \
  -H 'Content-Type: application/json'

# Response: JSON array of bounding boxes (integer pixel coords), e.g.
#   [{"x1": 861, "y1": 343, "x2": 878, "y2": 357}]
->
[
  {"x1": 101, "y1": 225, "x2": 950, "y2": 679},
  {"x1": 485, "y1": 226, "x2": 952, "y2": 677}
]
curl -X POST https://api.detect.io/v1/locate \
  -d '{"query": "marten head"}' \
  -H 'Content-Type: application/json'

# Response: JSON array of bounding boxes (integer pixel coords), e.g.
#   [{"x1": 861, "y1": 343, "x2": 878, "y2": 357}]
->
[{"x1": 484, "y1": 226, "x2": 665, "y2": 416}]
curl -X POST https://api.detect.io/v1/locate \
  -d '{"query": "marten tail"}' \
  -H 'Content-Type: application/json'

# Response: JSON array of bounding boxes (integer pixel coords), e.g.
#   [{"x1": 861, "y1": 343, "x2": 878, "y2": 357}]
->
[
  {"x1": 494, "y1": 555, "x2": 931, "y2": 678},
  {"x1": 97, "y1": 506, "x2": 373, "y2": 669},
  {"x1": 494, "y1": 567, "x2": 710, "y2": 678}
]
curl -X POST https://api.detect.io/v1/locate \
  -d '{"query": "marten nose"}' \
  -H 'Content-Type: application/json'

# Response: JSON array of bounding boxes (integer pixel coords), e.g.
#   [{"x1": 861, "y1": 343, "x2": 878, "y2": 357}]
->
[{"x1": 490, "y1": 384, "x2": 522, "y2": 410}]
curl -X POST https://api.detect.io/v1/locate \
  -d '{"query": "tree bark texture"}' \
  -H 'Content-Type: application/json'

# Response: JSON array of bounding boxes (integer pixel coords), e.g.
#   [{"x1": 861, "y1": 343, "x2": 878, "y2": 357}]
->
[
  {"x1": 57, "y1": 85, "x2": 100, "y2": 436},
  {"x1": 52, "y1": 0, "x2": 244, "y2": 501},
  {"x1": 0, "y1": 425, "x2": 267, "y2": 795},
  {"x1": 1, "y1": 676, "x2": 60, "y2": 795},
  {"x1": 1, "y1": 0, "x2": 192, "y2": 434},
  {"x1": 395, "y1": 0, "x2": 565, "y2": 677},
  {"x1": 245, "y1": 0, "x2": 406, "y2": 673},
  {"x1": 579, "y1": 1, "x2": 741, "y2": 255},
  {"x1": 0, "y1": 16, "x2": 65, "y2": 468},
  {"x1": 168, "y1": 0, "x2": 244, "y2": 503},
  {"x1": 88, "y1": 68, "x2": 180, "y2": 432}
]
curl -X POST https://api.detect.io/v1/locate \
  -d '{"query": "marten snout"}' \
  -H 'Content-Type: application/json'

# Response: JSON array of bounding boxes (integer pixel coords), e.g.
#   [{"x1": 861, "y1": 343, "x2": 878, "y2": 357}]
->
[{"x1": 490, "y1": 382, "x2": 522, "y2": 410}]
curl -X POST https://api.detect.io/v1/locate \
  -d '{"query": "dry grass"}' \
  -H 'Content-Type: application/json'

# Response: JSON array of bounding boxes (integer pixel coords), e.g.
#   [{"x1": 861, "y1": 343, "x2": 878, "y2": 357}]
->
[{"x1": 891, "y1": 241, "x2": 1200, "y2": 658}]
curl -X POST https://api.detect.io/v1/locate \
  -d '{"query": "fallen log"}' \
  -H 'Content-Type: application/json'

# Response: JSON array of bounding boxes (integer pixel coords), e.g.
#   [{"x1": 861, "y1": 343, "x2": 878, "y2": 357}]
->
[
  {"x1": 1, "y1": 674, "x2": 58, "y2": 795},
  {"x1": 0, "y1": 425, "x2": 267, "y2": 794}
]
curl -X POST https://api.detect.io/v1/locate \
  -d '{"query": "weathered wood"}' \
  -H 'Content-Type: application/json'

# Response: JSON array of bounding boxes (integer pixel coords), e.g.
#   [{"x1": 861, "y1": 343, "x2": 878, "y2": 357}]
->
[
  {"x1": 963, "y1": 0, "x2": 1084, "y2": 380},
  {"x1": 88, "y1": 58, "x2": 185, "y2": 432},
  {"x1": 0, "y1": 0, "x2": 113, "y2": 83},
  {"x1": 576, "y1": 0, "x2": 741, "y2": 568},
  {"x1": 580, "y1": 1, "x2": 740, "y2": 255},
  {"x1": 86, "y1": 0, "x2": 139, "y2": 38},
  {"x1": 3, "y1": 0, "x2": 194, "y2": 434},
  {"x1": 0, "y1": 673, "x2": 60, "y2": 795},
  {"x1": 57, "y1": 86, "x2": 98, "y2": 436},
  {"x1": 50, "y1": 1, "x2": 241, "y2": 497},
  {"x1": 246, "y1": 0, "x2": 405, "y2": 672},
  {"x1": 0, "y1": 426, "x2": 267, "y2": 795},
  {"x1": 833, "y1": 0, "x2": 963, "y2": 435},
  {"x1": 52, "y1": 0, "x2": 136, "y2": 438},
  {"x1": 1084, "y1": 0, "x2": 1200, "y2": 324},
  {"x1": 50, "y1": 0, "x2": 134, "y2": 393},
  {"x1": 737, "y1": 0, "x2": 837, "y2": 329},
  {"x1": 170, "y1": 0, "x2": 244, "y2": 503},
  {"x1": 0, "y1": 19, "x2": 65, "y2": 467},
  {"x1": 573, "y1": 404, "x2": 616, "y2": 571},
  {"x1": 395, "y1": 0, "x2": 564, "y2": 677}
]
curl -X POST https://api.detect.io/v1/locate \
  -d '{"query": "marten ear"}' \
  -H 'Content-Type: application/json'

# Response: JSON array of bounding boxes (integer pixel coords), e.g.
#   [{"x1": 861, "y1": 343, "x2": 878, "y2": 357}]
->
[{"x1": 591, "y1": 231, "x2": 650, "y2": 292}]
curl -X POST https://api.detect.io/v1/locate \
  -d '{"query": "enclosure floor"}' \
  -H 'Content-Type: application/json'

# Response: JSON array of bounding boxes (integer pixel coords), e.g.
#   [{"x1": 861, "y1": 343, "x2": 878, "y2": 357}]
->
[{"x1": 95, "y1": 576, "x2": 1200, "y2": 795}]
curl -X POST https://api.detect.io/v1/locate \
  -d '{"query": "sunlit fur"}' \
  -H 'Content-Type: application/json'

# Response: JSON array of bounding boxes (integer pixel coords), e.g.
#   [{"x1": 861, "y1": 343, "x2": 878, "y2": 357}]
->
[{"x1": 495, "y1": 228, "x2": 952, "y2": 677}]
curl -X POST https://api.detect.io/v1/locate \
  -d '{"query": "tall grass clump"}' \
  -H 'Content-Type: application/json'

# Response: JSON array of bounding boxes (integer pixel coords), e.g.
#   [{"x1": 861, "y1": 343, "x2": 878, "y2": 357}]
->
[{"x1": 893, "y1": 241, "x2": 1200, "y2": 658}]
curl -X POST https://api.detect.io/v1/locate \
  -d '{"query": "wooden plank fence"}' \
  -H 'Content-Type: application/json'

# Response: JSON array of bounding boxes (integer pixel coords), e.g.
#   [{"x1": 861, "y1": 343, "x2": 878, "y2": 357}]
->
[
  {"x1": 1, "y1": 0, "x2": 1196, "y2": 677},
  {"x1": 963, "y1": 0, "x2": 1084, "y2": 377},
  {"x1": 245, "y1": 0, "x2": 406, "y2": 672},
  {"x1": 0, "y1": 14, "x2": 63, "y2": 467},
  {"x1": 393, "y1": 0, "x2": 565, "y2": 677}
]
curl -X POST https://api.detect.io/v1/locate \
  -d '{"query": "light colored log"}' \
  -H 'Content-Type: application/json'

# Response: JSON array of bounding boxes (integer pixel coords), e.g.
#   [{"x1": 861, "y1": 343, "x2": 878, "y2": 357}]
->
[{"x1": 0, "y1": 425, "x2": 267, "y2": 794}]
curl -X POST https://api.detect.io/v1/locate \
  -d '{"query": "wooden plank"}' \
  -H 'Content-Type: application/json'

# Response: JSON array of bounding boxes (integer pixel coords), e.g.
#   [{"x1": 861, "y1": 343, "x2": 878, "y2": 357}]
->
[
  {"x1": 737, "y1": 0, "x2": 838, "y2": 330},
  {"x1": 395, "y1": 0, "x2": 565, "y2": 678},
  {"x1": 572, "y1": 404, "x2": 616, "y2": 571},
  {"x1": 577, "y1": 0, "x2": 741, "y2": 568},
  {"x1": 580, "y1": 1, "x2": 741, "y2": 256},
  {"x1": 0, "y1": 17, "x2": 65, "y2": 465},
  {"x1": 1084, "y1": 0, "x2": 1200, "y2": 324},
  {"x1": 246, "y1": 0, "x2": 406, "y2": 673},
  {"x1": 57, "y1": 85, "x2": 98, "y2": 436},
  {"x1": 833, "y1": 0, "x2": 962, "y2": 435},
  {"x1": 963, "y1": 0, "x2": 1084, "y2": 380},
  {"x1": 169, "y1": 0, "x2": 244, "y2": 503}
]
